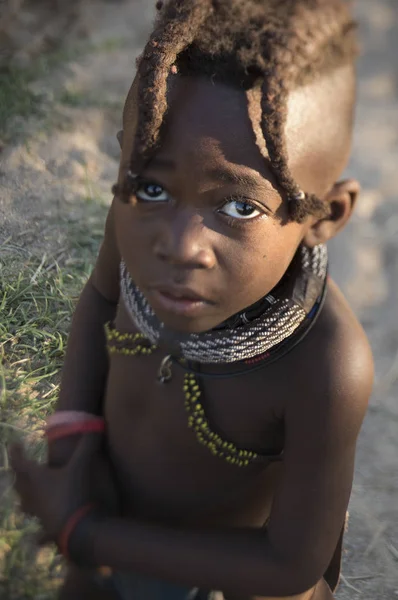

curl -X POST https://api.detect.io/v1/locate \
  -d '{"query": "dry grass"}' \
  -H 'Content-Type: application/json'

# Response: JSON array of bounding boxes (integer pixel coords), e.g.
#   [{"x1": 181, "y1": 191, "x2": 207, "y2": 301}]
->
[
  {"x1": 0, "y1": 227, "x2": 102, "y2": 597},
  {"x1": 0, "y1": 4, "x2": 120, "y2": 593}
]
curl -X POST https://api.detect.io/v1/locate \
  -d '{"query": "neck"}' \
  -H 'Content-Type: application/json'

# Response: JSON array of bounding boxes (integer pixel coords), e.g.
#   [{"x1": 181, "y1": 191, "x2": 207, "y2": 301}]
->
[
  {"x1": 214, "y1": 249, "x2": 302, "y2": 332},
  {"x1": 119, "y1": 244, "x2": 328, "y2": 364}
]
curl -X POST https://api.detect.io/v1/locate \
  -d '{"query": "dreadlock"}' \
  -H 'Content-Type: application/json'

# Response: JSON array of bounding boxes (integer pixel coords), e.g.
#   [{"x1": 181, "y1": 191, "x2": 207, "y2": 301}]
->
[{"x1": 118, "y1": 0, "x2": 358, "y2": 223}]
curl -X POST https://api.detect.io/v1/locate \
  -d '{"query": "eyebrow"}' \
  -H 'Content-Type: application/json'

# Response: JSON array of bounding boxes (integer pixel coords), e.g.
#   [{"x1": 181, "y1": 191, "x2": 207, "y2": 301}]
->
[
  {"x1": 148, "y1": 158, "x2": 275, "y2": 192},
  {"x1": 146, "y1": 156, "x2": 177, "y2": 170},
  {"x1": 208, "y1": 166, "x2": 275, "y2": 192}
]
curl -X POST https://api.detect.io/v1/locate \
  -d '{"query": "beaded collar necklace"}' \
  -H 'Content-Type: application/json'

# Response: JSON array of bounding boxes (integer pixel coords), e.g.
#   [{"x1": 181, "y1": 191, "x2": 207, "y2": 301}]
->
[
  {"x1": 106, "y1": 245, "x2": 328, "y2": 468},
  {"x1": 120, "y1": 243, "x2": 328, "y2": 374}
]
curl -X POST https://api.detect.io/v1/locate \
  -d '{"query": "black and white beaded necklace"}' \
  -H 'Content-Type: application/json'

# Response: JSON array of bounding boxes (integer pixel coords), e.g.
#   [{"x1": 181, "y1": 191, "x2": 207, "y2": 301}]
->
[{"x1": 119, "y1": 244, "x2": 328, "y2": 377}]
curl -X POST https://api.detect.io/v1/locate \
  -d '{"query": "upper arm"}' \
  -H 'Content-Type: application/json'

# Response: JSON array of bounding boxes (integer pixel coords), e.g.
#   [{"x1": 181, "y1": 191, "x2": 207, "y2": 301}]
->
[
  {"x1": 266, "y1": 332, "x2": 373, "y2": 593},
  {"x1": 91, "y1": 198, "x2": 121, "y2": 304}
]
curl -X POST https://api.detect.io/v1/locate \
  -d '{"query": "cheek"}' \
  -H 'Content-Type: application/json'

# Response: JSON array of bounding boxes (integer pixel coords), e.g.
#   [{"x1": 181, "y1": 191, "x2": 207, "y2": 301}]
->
[
  {"x1": 114, "y1": 205, "x2": 154, "y2": 269},
  {"x1": 223, "y1": 222, "x2": 303, "y2": 300}
]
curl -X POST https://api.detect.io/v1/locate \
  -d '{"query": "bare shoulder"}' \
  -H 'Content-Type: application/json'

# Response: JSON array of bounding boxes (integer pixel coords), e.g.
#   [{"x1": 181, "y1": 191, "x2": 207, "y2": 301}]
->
[
  {"x1": 317, "y1": 278, "x2": 373, "y2": 395},
  {"x1": 264, "y1": 281, "x2": 374, "y2": 591},
  {"x1": 286, "y1": 278, "x2": 374, "y2": 427}
]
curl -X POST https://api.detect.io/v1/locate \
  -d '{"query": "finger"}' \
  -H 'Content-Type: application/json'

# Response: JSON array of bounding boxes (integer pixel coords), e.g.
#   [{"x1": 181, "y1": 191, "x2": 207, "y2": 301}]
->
[
  {"x1": 13, "y1": 477, "x2": 35, "y2": 516},
  {"x1": 9, "y1": 443, "x2": 25, "y2": 468},
  {"x1": 10, "y1": 445, "x2": 42, "y2": 490},
  {"x1": 70, "y1": 433, "x2": 102, "y2": 469},
  {"x1": 9, "y1": 443, "x2": 33, "y2": 474},
  {"x1": 13, "y1": 465, "x2": 37, "y2": 514},
  {"x1": 11, "y1": 446, "x2": 42, "y2": 514}
]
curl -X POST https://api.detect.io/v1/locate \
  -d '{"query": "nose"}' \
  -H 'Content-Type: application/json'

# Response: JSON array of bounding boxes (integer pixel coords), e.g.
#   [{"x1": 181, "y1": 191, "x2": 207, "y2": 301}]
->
[{"x1": 153, "y1": 209, "x2": 215, "y2": 270}]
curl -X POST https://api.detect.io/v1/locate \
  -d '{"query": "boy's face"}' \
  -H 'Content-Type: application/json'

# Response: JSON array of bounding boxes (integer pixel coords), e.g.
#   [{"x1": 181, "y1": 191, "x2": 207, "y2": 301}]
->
[{"x1": 115, "y1": 73, "x2": 355, "y2": 333}]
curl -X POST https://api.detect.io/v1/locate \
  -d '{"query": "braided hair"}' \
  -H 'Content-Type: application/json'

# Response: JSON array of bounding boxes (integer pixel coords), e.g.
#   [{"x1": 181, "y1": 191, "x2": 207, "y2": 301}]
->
[{"x1": 116, "y1": 0, "x2": 358, "y2": 223}]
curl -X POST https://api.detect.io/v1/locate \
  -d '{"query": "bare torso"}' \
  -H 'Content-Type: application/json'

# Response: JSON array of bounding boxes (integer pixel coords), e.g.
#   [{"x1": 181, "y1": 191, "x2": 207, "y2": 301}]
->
[{"x1": 103, "y1": 278, "x2": 364, "y2": 530}]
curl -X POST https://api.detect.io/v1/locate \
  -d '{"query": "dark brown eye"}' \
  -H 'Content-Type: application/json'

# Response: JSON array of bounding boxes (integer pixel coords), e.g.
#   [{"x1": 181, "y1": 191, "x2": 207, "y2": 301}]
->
[
  {"x1": 220, "y1": 199, "x2": 262, "y2": 220},
  {"x1": 135, "y1": 182, "x2": 169, "y2": 202}
]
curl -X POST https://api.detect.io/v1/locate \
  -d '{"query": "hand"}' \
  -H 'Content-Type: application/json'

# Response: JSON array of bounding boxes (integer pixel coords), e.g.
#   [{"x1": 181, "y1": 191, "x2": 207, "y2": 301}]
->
[
  {"x1": 10, "y1": 434, "x2": 102, "y2": 543},
  {"x1": 47, "y1": 435, "x2": 121, "y2": 514}
]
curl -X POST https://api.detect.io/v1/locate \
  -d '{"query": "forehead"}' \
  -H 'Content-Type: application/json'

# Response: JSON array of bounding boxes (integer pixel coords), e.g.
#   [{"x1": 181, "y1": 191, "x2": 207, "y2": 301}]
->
[
  {"x1": 158, "y1": 77, "x2": 275, "y2": 183},
  {"x1": 122, "y1": 68, "x2": 355, "y2": 197}
]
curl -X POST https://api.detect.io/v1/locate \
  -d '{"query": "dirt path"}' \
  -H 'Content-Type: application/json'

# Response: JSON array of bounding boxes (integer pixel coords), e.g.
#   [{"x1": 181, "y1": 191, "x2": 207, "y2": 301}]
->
[
  {"x1": 1, "y1": 1, "x2": 397, "y2": 598},
  {"x1": 328, "y1": 2, "x2": 398, "y2": 597}
]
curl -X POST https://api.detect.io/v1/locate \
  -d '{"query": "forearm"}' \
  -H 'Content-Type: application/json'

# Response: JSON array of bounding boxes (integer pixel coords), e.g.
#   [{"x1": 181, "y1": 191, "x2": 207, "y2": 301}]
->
[
  {"x1": 82, "y1": 518, "x2": 306, "y2": 598},
  {"x1": 48, "y1": 277, "x2": 117, "y2": 466}
]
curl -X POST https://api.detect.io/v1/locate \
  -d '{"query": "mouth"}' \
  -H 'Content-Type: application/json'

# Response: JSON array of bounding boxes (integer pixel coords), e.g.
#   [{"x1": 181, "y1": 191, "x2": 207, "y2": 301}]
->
[{"x1": 148, "y1": 285, "x2": 212, "y2": 317}]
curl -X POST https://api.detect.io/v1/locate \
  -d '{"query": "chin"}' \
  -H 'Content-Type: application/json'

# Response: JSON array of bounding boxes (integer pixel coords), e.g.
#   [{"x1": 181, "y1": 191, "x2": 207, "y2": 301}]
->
[{"x1": 154, "y1": 310, "x2": 223, "y2": 335}]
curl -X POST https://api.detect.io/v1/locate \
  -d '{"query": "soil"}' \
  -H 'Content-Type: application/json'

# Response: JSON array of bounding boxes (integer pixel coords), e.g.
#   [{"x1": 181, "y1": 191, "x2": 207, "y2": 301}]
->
[{"x1": 0, "y1": 0, "x2": 397, "y2": 598}]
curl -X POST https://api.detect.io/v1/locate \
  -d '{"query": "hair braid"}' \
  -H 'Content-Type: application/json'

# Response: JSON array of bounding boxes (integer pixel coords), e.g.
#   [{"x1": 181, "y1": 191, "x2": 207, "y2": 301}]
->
[
  {"x1": 117, "y1": 0, "x2": 357, "y2": 223},
  {"x1": 130, "y1": 0, "x2": 213, "y2": 174},
  {"x1": 256, "y1": 1, "x2": 354, "y2": 221}
]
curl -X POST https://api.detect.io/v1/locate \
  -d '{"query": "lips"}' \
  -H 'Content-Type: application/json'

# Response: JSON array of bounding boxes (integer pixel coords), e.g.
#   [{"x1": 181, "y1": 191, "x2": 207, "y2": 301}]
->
[
  {"x1": 154, "y1": 285, "x2": 207, "y2": 302},
  {"x1": 148, "y1": 284, "x2": 212, "y2": 317}
]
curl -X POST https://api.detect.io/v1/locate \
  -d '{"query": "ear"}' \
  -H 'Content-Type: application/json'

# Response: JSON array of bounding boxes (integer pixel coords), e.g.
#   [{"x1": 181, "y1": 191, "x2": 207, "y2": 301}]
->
[
  {"x1": 303, "y1": 179, "x2": 360, "y2": 247},
  {"x1": 116, "y1": 130, "x2": 124, "y2": 149}
]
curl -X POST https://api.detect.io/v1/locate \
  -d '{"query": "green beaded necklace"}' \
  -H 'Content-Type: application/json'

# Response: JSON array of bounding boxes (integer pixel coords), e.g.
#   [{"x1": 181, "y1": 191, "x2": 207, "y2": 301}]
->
[{"x1": 105, "y1": 323, "x2": 259, "y2": 467}]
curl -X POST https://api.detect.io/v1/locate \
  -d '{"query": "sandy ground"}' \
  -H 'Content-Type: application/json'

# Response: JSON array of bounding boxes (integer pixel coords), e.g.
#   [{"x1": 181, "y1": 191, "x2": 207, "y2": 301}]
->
[{"x1": 0, "y1": 1, "x2": 397, "y2": 598}]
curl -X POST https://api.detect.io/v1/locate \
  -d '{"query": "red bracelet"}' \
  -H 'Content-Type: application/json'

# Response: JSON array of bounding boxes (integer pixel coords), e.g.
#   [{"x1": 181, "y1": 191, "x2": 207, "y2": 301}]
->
[
  {"x1": 45, "y1": 420, "x2": 106, "y2": 442},
  {"x1": 58, "y1": 503, "x2": 95, "y2": 561}
]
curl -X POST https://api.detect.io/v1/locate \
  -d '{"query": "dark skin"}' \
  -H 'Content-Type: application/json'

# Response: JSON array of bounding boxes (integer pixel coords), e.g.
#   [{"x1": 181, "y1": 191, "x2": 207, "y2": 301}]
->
[{"x1": 11, "y1": 68, "x2": 373, "y2": 600}]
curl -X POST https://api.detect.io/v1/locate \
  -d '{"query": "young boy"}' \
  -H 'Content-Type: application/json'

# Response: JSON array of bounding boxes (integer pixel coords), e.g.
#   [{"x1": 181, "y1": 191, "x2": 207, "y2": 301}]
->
[{"x1": 11, "y1": 1, "x2": 374, "y2": 599}]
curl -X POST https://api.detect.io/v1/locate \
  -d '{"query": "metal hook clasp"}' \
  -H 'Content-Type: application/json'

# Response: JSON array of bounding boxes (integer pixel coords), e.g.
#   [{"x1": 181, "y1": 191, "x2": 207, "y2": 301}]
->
[{"x1": 158, "y1": 355, "x2": 173, "y2": 384}]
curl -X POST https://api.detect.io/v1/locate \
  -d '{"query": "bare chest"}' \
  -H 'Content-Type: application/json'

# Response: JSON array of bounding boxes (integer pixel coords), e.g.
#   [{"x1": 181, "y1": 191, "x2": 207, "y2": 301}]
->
[{"x1": 103, "y1": 301, "x2": 285, "y2": 523}]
